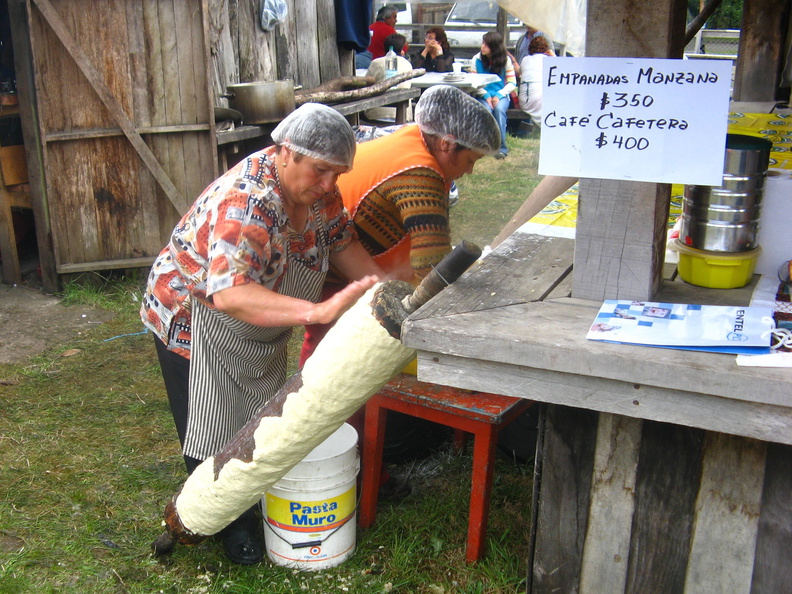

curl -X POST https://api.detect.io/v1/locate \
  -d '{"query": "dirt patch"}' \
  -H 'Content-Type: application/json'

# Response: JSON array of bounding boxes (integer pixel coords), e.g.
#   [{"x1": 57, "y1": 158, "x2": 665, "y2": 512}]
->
[{"x1": 0, "y1": 284, "x2": 114, "y2": 365}]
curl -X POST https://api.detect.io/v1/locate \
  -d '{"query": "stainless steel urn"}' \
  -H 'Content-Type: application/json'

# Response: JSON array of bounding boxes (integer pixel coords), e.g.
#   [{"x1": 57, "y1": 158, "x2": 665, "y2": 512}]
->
[{"x1": 679, "y1": 134, "x2": 772, "y2": 252}]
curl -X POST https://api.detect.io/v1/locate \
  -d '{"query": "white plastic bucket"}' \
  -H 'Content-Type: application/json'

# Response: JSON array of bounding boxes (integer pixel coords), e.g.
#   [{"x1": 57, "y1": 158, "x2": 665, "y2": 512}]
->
[{"x1": 262, "y1": 423, "x2": 359, "y2": 570}]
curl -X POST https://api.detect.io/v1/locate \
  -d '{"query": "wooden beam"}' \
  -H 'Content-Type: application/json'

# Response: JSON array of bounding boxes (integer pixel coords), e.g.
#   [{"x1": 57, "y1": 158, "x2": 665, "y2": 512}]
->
[
  {"x1": 7, "y1": 0, "x2": 59, "y2": 291},
  {"x1": 732, "y1": 0, "x2": 788, "y2": 101},
  {"x1": 684, "y1": 0, "x2": 725, "y2": 46},
  {"x1": 573, "y1": 0, "x2": 686, "y2": 301}
]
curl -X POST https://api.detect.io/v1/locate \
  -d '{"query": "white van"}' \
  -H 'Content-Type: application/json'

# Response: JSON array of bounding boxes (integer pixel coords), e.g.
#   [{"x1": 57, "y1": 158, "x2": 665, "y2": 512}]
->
[{"x1": 443, "y1": 1, "x2": 523, "y2": 48}]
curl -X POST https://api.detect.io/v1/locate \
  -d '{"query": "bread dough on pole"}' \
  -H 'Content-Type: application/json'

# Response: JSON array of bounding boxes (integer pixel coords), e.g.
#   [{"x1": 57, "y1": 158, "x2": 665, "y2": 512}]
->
[{"x1": 173, "y1": 282, "x2": 415, "y2": 537}]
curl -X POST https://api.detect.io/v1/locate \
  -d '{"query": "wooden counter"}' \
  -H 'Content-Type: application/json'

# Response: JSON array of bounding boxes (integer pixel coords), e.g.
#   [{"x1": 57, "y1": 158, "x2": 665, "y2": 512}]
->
[{"x1": 402, "y1": 232, "x2": 792, "y2": 593}]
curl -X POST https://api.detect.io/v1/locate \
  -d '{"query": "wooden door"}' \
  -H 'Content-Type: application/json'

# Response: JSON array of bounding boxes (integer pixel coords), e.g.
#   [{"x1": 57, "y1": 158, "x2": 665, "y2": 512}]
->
[{"x1": 25, "y1": 0, "x2": 218, "y2": 275}]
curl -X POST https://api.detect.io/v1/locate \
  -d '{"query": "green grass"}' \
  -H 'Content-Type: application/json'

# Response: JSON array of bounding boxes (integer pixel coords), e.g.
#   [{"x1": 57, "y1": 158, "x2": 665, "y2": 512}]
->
[{"x1": 0, "y1": 134, "x2": 542, "y2": 593}]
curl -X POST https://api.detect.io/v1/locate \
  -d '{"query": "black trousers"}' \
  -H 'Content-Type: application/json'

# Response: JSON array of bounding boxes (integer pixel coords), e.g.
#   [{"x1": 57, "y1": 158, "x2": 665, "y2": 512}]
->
[{"x1": 154, "y1": 336, "x2": 201, "y2": 474}]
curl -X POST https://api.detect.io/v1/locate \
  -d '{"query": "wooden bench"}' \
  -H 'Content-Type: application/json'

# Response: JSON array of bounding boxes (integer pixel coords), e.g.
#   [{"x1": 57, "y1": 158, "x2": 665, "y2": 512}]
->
[{"x1": 507, "y1": 107, "x2": 529, "y2": 122}]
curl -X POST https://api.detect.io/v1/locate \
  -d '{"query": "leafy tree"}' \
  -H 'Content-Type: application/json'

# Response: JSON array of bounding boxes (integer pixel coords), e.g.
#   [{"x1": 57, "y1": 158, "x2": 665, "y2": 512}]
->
[{"x1": 687, "y1": 0, "x2": 743, "y2": 29}]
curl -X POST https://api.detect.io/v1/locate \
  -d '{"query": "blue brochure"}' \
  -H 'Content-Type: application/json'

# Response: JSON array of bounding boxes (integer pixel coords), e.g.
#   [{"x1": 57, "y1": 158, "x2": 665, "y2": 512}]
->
[{"x1": 586, "y1": 300, "x2": 774, "y2": 355}]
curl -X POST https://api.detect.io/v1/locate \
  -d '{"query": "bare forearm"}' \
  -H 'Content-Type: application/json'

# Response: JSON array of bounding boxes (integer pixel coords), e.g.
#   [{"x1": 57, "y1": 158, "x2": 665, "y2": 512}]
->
[{"x1": 212, "y1": 275, "x2": 379, "y2": 327}]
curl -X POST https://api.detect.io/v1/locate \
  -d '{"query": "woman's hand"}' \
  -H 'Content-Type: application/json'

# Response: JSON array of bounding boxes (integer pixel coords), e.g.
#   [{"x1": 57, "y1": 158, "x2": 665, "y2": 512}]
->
[
  {"x1": 487, "y1": 95, "x2": 499, "y2": 109},
  {"x1": 307, "y1": 275, "x2": 379, "y2": 325},
  {"x1": 423, "y1": 39, "x2": 442, "y2": 57}
]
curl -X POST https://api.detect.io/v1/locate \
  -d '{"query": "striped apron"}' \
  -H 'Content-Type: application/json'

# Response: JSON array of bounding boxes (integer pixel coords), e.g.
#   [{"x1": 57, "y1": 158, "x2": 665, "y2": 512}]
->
[{"x1": 183, "y1": 208, "x2": 329, "y2": 461}]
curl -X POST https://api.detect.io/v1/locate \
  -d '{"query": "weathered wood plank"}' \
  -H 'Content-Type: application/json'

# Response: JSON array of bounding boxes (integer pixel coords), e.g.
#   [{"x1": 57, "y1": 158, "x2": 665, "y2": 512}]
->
[
  {"x1": 142, "y1": 0, "x2": 180, "y2": 238},
  {"x1": 580, "y1": 414, "x2": 642, "y2": 593},
  {"x1": 751, "y1": 442, "x2": 792, "y2": 593},
  {"x1": 531, "y1": 404, "x2": 597, "y2": 593},
  {"x1": 685, "y1": 432, "x2": 766, "y2": 594},
  {"x1": 273, "y1": 0, "x2": 297, "y2": 84},
  {"x1": 316, "y1": 0, "x2": 341, "y2": 82},
  {"x1": 573, "y1": 178, "x2": 669, "y2": 301},
  {"x1": 626, "y1": 421, "x2": 702, "y2": 593},
  {"x1": 732, "y1": 0, "x2": 787, "y2": 102},
  {"x1": 124, "y1": 0, "x2": 161, "y2": 256},
  {"x1": 156, "y1": 0, "x2": 188, "y2": 207},
  {"x1": 207, "y1": 0, "x2": 239, "y2": 98},
  {"x1": 294, "y1": 0, "x2": 320, "y2": 89},
  {"x1": 574, "y1": 0, "x2": 686, "y2": 301},
  {"x1": 126, "y1": 0, "x2": 151, "y2": 127},
  {"x1": 412, "y1": 233, "x2": 574, "y2": 320},
  {"x1": 7, "y1": 0, "x2": 58, "y2": 290},
  {"x1": 236, "y1": 0, "x2": 277, "y2": 83},
  {"x1": 413, "y1": 351, "x2": 792, "y2": 446},
  {"x1": 406, "y1": 299, "x2": 792, "y2": 411}
]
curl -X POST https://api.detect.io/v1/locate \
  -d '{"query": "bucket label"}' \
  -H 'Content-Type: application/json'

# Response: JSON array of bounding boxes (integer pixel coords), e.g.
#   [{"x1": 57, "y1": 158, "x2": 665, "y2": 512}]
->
[{"x1": 266, "y1": 486, "x2": 356, "y2": 533}]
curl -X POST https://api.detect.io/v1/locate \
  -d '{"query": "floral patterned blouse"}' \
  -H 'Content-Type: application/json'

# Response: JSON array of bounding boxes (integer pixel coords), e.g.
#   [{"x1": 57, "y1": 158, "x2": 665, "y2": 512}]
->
[{"x1": 140, "y1": 146, "x2": 355, "y2": 357}]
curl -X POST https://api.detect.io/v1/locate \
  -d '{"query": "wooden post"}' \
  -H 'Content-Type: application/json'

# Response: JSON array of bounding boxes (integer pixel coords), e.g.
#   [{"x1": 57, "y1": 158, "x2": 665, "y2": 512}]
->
[
  {"x1": 7, "y1": 0, "x2": 58, "y2": 291},
  {"x1": 732, "y1": 0, "x2": 788, "y2": 102},
  {"x1": 572, "y1": 0, "x2": 687, "y2": 301}
]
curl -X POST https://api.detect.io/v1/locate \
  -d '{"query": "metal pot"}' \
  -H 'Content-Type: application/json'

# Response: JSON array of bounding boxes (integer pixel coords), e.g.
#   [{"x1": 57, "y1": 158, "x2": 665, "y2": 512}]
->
[{"x1": 220, "y1": 80, "x2": 297, "y2": 125}]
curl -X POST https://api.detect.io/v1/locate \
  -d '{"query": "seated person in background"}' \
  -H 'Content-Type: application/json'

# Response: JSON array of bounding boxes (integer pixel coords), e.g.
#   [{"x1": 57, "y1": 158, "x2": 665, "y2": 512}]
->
[
  {"x1": 515, "y1": 24, "x2": 554, "y2": 64},
  {"x1": 355, "y1": 50, "x2": 373, "y2": 70},
  {"x1": 518, "y1": 35, "x2": 556, "y2": 128},
  {"x1": 414, "y1": 27, "x2": 454, "y2": 72},
  {"x1": 364, "y1": 33, "x2": 413, "y2": 122},
  {"x1": 470, "y1": 31, "x2": 516, "y2": 159},
  {"x1": 368, "y1": 5, "x2": 407, "y2": 60}
]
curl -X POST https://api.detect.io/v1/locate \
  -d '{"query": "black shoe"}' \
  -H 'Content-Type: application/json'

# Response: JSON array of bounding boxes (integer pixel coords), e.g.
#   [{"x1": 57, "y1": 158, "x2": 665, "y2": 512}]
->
[
  {"x1": 494, "y1": 151, "x2": 507, "y2": 160},
  {"x1": 219, "y1": 508, "x2": 263, "y2": 565},
  {"x1": 378, "y1": 477, "x2": 412, "y2": 502}
]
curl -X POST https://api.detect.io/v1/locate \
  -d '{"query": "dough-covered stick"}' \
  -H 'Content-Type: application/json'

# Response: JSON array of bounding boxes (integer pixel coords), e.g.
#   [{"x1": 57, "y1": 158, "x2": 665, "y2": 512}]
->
[{"x1": 152, "y1": 242, "x2": 481, "y2": 554}]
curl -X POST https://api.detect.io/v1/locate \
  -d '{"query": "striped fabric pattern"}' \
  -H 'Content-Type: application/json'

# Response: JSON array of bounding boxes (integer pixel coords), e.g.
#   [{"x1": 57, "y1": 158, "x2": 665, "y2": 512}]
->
[{"x1": 354, "y1": 169, "x2": 450, "y2": 280}]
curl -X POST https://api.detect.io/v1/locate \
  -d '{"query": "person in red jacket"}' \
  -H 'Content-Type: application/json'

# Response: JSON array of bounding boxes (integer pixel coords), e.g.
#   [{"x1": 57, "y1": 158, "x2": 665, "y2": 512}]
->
[{"x1": 368, "y1": 5, "x2": 408, "y2": 59}]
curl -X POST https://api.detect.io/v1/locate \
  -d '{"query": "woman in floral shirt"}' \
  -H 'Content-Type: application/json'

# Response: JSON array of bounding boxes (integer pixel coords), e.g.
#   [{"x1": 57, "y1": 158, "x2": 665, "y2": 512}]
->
[{"x1": 140, "y1": 104, "x2": 382, "y2": 565}]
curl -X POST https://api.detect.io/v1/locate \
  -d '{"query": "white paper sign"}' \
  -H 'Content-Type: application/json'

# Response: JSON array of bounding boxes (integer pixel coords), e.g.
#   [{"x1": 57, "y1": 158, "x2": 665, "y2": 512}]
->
[{"x1": 538, "y1": 57, "x2": 732, "y2": 185}]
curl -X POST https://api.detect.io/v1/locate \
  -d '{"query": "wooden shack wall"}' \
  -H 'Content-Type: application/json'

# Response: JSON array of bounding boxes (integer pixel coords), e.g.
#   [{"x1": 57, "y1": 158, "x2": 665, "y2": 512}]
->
[
  {"x1": 20, "y1": 0, "x2": 217, "y2": 276},
  {"x1": 208, "y1": 0, "x2": 346, "y2": 102},
  {"x1": 12, "y1": 0, "x2": 348, "y2": 286}
]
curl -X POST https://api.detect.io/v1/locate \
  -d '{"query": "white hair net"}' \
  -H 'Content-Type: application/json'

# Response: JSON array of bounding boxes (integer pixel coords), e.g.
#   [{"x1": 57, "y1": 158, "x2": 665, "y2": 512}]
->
[
  {"x1": 414, "y1": 85, "x2": 501, "y2": 155},
  {"x1": 271, "y1": 103, "x2": 356, "y2": 168}
]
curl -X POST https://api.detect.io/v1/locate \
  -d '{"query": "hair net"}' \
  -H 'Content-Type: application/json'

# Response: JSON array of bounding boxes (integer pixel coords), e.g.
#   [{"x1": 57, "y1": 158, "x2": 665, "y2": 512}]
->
[
  {"x1": 271, "y1": 103, "x2": 356, "y2": 168},
  {"x1": 414, "y1": 85, "x2": 501, "y2": 155}
]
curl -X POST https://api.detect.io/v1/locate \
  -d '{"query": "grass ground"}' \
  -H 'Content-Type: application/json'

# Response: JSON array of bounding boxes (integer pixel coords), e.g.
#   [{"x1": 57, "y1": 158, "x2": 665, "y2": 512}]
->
[{"x1": 0, "y1": 133, "x2": 542, "y2": 593}]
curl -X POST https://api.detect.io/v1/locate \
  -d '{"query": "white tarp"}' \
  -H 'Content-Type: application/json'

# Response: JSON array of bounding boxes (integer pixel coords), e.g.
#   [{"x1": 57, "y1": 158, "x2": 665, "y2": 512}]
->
[{"x1": 497, "y1": 0, "x2": 587, "y2": 56}]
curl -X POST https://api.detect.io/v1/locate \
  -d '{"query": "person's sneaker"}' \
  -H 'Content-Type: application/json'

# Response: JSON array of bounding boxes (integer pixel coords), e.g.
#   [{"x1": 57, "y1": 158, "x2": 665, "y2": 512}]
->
[
  {"x1": 494, "y1": 151, "x2": 507, "y2": 160},
  {"x1": 449, "y1": 181, "x2": 459, "y2": 207}
]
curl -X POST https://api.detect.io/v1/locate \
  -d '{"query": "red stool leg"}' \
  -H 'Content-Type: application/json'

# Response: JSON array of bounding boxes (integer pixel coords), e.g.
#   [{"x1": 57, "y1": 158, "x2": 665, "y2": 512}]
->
[
  {"x1": 359, "y1": 396, "x2": 388, "y2": 528},
  {"x1": 466, "y1": 423, "x2": 498, "y2": 563},
  {"x1": 453, "y1": 428, "x2": 468, "y2": 453}
]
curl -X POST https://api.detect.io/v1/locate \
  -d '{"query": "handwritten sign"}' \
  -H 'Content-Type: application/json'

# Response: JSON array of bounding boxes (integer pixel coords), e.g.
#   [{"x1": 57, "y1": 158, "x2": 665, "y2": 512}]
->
[{"x1": 537, "y1": 57, "x2": 732, "y2": 185}]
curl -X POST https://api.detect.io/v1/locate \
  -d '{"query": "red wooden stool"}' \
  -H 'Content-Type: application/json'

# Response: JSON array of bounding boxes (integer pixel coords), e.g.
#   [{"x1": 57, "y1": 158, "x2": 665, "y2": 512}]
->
[{"x1": 359, "y1": 373, "x2": 534, "y2": 563}]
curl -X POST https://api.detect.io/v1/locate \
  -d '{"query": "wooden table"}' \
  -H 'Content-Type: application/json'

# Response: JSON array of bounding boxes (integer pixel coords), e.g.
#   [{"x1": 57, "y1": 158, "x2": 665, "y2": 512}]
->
[
  {"x1": 402, "y1": 232, "x2": 792, "y2": 593},
  {"x1": 409, "y1": 72, "x2": 499, "y2": 94}
]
